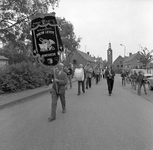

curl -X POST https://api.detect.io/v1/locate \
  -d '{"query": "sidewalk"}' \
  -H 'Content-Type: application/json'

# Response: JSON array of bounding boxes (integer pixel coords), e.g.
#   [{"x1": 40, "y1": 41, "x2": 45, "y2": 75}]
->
[
  {"x1": 0, "y1": 78, "x2": 76, "y2": 110},
  {"x1": 123, "y1": 82, "x2": 153, "y2": 103}
]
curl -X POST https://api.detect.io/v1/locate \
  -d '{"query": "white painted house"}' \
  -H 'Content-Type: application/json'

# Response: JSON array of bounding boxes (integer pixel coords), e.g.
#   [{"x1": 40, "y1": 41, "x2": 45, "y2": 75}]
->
[{"x1": 0, "y1": 55, "x2": 8, "y2": 68}]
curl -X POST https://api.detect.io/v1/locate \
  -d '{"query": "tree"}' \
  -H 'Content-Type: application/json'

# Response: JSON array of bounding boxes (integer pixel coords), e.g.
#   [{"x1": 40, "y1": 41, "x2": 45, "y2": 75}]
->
[
  {"x1": 138, "y1": 47, "x2": 153, "y2": 68},
  {"x1": 0, "y1": 41, "x2": 34, "y2": 64},
  {"x1": 57, "y1": 17, "x2": 81, "y2": 64},
  {"x1": 0, "y1": 0, "x2": 81, "y2": 65},
  {"x1": 0, "y1": 0, "x2": 59, "y2": 44}
]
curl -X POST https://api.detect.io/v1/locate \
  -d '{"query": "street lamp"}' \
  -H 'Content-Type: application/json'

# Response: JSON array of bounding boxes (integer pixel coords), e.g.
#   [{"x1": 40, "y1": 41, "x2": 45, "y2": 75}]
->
[
  {"x1": 120, "y1": 44, "x2": 126, "y2": 69},
  {"x1": 120, "y1": 44, "x2": 126, "y2": 58}
]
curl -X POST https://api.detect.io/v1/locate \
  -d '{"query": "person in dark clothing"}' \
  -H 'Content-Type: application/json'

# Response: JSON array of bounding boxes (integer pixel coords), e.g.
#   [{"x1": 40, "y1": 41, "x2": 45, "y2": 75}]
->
[
  {"x1": 65, "y1": 64, "x2": 73, "y2": 89},
  {"x1": 133, "y1": 70, "x2": 138, "y2": 90},
  {"x1": 94, "y1": 67, "x2": 100, "y2": 84},
  {"x1": 105, "y1": 65, "x2": 115, "y2": 96},
  {"x1": 48, "y1": 63, "x2": 68, "y2": 122},
  {"x1": 85, "y1": 63, "x2": 93, "y2": 89},
  {"x1": 121, "y1": 70, "x2": 126, "y2": 86},
  {"x1": 136, "y1": 71, "x2": 147, "y2": 95}
]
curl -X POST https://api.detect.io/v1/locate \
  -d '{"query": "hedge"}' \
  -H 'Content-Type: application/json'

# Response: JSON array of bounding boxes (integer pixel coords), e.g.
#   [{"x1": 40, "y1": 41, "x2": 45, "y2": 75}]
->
[{"x1": 0, "y1": 61, "x2": 53, "y2": 93}]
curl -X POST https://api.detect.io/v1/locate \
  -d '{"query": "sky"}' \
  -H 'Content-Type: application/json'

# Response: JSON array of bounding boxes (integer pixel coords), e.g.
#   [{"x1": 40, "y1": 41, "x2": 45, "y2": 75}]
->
[{"x1": 49, "y1": 0, "x2": 153, "y2": 61}]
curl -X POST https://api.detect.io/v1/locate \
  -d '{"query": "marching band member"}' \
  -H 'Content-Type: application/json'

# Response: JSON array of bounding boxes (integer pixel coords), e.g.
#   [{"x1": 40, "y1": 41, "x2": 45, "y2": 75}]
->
[
  {"x1": 105, "y1": 65, "x2": 115, "y2": 96},
  {"x1": 48, "y1": 63, "x2": 68, "y2": 122},
  {"x1": 65, "y1": 63, "x2": 73, "y2": 89},
  {"x1": 74, "y1": 64, "x2": 86, "y2": 95},
  {"x1": 85, "y1": 63, "x2": 93, "y2": 89},
  {"x1": 94, "y1": 66, "x2": 100, "y2": 84}
]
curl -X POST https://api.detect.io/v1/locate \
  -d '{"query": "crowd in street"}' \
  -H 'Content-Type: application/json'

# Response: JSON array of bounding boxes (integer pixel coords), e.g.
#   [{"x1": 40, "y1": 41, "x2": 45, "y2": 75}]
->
[
  {"x1": 47, "y1": 62, "x2": 116, "y2": 122},
  {"x1": 120, "y1": 69, "x2": 148, "y2": 95},
  {"x1": 46, "y1": 62, "x2": 150, "y2": 122}
]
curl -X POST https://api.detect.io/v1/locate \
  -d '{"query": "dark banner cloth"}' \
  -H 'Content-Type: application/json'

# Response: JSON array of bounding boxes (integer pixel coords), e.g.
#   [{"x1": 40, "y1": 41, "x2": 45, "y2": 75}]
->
[{"x1": 31, "y1": 13, "x2": 63, "y2": 66}]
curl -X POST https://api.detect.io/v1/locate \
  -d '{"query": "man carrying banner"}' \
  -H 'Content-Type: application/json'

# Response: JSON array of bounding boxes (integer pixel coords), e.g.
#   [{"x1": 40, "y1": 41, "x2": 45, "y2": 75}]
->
[
  {"x1": 48, "y1": 63, "x2": 68, "y2": 122},
  {"x1": 31, "y1": 12, "x2": 67, "y2": 122}
]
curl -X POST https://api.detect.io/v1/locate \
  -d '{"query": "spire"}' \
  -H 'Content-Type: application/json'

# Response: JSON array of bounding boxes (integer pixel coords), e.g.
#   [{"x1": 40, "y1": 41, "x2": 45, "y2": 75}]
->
[{"x1": 109, "y1": 42, "x2": 111, "y2": 49}]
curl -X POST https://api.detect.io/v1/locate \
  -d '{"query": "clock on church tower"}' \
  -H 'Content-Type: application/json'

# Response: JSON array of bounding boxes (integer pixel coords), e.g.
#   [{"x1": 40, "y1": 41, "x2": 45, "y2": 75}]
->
[{"x1": 107, "y1": 42, "x2": 113, "y2": 65}]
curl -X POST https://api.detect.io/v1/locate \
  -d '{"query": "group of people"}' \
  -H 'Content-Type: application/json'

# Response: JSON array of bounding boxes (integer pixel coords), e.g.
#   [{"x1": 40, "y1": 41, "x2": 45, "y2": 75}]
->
[
  {"x1": 74, "y1": 63, "x2": 104, "y2": 95},
  {"x1": 48, "y1": 62, "x2": 116, "y2": 122},
  {"x1": 46, "y1": 63, "x2": 149, "y2": 122},
  {"x1": 121, "y1": 69, "x2": 147, "y2": 95}
]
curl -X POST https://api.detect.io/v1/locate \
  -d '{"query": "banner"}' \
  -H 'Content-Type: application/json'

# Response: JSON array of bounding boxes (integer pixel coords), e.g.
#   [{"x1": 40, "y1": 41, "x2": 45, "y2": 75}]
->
[{"x1": 31, "y1": 12, "x2": 63, "y2": 66}]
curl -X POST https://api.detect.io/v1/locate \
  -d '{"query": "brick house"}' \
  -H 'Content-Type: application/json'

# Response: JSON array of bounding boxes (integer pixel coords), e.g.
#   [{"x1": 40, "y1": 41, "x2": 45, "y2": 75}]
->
[
  {"x1": 71, "y1": 50, "x2": 96, "y2": 69},
  {"x1": 113, "y1": 55, "x2": 124, "y2": 73},
  {"x1": 0, "y1": 55, "x2": 8, "y2": 68},
  {"x1": 94, "y1": 57, "x2": 104, "y2": 69},
  {"x1": 124, "y1": 52, "x2": 142, "y2": 70}
]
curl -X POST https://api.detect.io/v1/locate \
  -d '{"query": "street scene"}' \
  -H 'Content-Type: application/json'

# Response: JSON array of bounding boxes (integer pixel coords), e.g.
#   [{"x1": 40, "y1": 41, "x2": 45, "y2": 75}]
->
[
  {"x1": 0, "y1": 0, "x2": 153, "y2": 150},
  {"x1": 0, "y1": 76, "x2": 153, "y2": 150}
]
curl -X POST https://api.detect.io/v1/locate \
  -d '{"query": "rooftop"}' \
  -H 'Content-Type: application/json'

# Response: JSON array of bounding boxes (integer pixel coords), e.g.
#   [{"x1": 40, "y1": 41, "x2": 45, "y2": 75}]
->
[
  {"x1": 77, "y1": 50, "x2": 95, "y2": 62},
  {"x1": 124, "y1": 53, "x2": 138, "y2": 62},
  {"x1": 0, "y1": 55, "x2": 8, "y2": 60}
]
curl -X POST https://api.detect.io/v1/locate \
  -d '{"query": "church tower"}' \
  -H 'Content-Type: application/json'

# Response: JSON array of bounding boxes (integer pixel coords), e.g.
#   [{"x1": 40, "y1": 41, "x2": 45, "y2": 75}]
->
[{"x1": 107, "y1": 42, "x2": 113, "y2": 65}]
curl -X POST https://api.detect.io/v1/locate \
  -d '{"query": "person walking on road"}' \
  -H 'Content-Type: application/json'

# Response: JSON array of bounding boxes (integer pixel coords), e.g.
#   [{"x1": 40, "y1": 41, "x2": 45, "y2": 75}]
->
[
  {"x1": 94, "y1": 66, "x2": 100, "y2": 84},
  {"x1": 48, "y1": 63, "x2": 68, "y2": 122},
  {"x1": 121, "y1": 70, "x2": 126, "y2": 86},
  {"x1": 74, "y1": 64, "x2": 86, "y2": 95},
  {"x1": 105, "y1": 65, "x2": 115, "y2": 96},
  {"x1": 65, "y1": 63, "x2": 73, "y2": 89},
  {"x1": 85, "y1": 63, "x2": 93, "y2": 89},
  {"x1": 136, "y1": 71, "x2": 147, "y2": 95}
]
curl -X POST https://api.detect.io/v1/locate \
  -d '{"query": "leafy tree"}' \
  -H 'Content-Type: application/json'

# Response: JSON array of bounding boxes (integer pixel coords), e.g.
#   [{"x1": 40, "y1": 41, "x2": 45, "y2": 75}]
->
[
  {"x1": 138, "y1": 46, "x2": 153, "y2": 68},
  {"x1": 0, "y1": 0, "x2": 59, "y2": 44},
  {"x1": 0, "y1": 40, "x2": 34, "y2": 64},
  {"x1": 57, "y1": 17, "x2": 81, "y2": 64},
  {"x1": 0, "y1": 0, "x2": 81, "y2": 65}
]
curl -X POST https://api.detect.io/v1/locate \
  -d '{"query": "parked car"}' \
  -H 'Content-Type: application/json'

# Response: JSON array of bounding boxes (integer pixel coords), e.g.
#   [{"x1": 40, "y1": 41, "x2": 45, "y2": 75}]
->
[
  {"x1": 144, "y1": 73, "x2": 153, "y2": 79},
  {"x1": 147, "y1": 77, "x2": 153, "y2": 90}
]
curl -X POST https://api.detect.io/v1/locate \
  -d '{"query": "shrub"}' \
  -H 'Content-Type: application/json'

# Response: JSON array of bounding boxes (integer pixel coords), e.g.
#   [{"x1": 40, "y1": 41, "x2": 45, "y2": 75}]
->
[{"x1": 0, "y1": 61, "x2": 53, "y2": 93}]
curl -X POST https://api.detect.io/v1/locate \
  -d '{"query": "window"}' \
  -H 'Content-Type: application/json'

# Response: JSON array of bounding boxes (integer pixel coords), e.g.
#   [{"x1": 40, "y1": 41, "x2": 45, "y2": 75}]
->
[
  {"x1": 121, "y1": 65, "x2": 123, "y2": 67},
  {"x1": 117, "y1": 65, "x2": 119, "y2": 68},
  {"x1": 73, "y1": 60, "x2": 76, "y2": 64}
]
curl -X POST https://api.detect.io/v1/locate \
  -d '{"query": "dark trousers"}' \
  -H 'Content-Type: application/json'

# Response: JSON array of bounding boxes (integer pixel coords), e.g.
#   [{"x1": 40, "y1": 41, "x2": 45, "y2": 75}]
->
[
  {"x1": 95, "y1": 75, "x2": 99, "y2": 84},
  {"x1": 66, "y1": 75, "x2": 72, "y2": 89},
  {"x1": 122, "y1": 78, "x2": 126, "y2": 86},
  {"x1": 51, "y1": 89, "x2": 66, "y2": 118},
  {"x1": 107, "y1": 79, "x2": 114, "y2": 94},
  {"x1": 137, "y1": 82, "x2": 147, "y2": 95},
  {"x1": 86, "y1": 77, "x2": 92, "y2": 88},
  {"x1": 78, "y1": 81, "x2": 85, "y2": 94}
]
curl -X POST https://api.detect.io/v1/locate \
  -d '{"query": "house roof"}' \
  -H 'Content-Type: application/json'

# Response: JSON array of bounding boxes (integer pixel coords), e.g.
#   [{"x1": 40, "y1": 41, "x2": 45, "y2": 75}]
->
[
  {"x1": 124, "y1": 53, "x2": 138, "y2": 62},
  {"x1": 113, "y1": 55, "x2": 123, "y2": 63},
  {"x1": 0, "y1": 55, "x2": 8, "y2": 60},
  {"x1": 77, "y1": 50, "x2": 95, "y2": 62}
]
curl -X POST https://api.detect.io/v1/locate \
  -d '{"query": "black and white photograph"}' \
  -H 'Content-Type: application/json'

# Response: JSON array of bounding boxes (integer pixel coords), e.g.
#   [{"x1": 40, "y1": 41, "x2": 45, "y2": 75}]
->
[{"x1": 0, "y1": 0, "x2": 153, "y2": 149}]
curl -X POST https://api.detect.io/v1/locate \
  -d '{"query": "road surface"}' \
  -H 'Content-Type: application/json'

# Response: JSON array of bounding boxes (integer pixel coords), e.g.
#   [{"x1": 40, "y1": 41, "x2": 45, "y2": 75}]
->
[{"x1": 0, "y1": 75, "x2": 153, "y2": 150}]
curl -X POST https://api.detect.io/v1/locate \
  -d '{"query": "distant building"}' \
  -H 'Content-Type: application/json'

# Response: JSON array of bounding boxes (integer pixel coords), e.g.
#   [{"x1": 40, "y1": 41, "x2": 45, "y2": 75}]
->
[
  {"x1": 146, "y1": 61, "x2": 153, "y2": 74},
  {"x1": 107, "y1": 42, "x2": 113, "y2": 65},
  {"x1": 124, "y1": 52, "x2": 142, "y2": 70},
  {"x1": 94, "y1": 57, "x2": 104, "y2": 69},
  {"x1": 0, "y1": 55, "x2": 8, "y2": 68},
  {"x1": 113, "y1": 55, "x2": 124, "y2": 73},
  {"x1": 71, "y1": 50, "x2": 95, "y2": 69}
]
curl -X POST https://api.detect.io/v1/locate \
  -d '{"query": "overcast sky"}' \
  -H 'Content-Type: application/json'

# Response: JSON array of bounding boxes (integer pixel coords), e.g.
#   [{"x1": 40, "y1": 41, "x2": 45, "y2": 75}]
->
[{"x1": 50, "y1": 0, "x2": 153, "y2": 61}]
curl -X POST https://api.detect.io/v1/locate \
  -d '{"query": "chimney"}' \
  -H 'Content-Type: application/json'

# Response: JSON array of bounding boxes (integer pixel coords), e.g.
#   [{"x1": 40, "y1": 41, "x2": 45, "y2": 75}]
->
[
  {"x1": 87, "y1": 52, "x2": 90, "y2": 55},
  {"x1": 129, "y1": 53, "x2": 132, "y2": 56}
]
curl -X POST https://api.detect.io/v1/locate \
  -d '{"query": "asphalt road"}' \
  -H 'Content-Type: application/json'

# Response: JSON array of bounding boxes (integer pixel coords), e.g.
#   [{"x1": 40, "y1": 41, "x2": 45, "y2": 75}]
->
[{"x1": 0, "y1": 75, "x2": 153, "y2": 150}]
